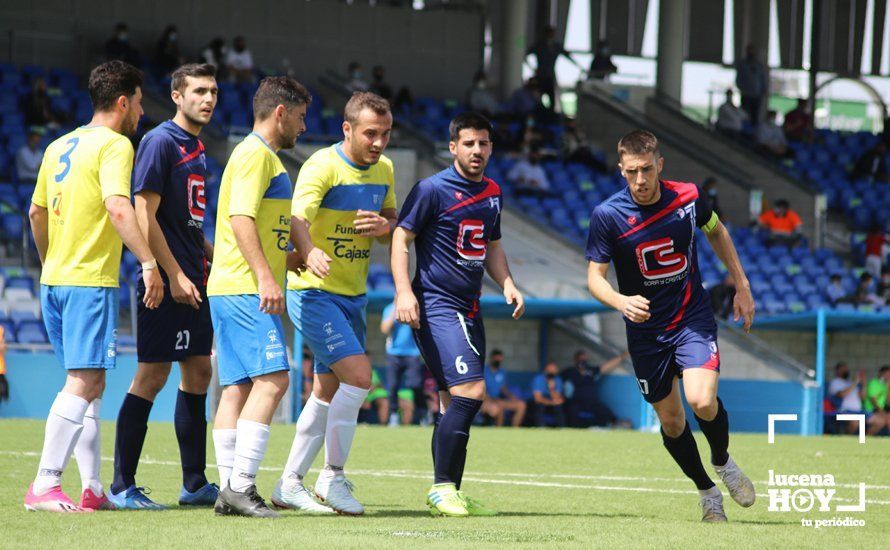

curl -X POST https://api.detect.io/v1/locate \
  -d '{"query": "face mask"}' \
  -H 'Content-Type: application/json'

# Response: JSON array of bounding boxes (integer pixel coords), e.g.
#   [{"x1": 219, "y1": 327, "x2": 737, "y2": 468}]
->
[
  {"x1": 546, "y1": 373, "x2": 556, "y2": 380},
  {"x1": 169, "y1": 32, "x2": 178, "y2": 41},
  {"x1": 118, "y1": 32, "x2": 128, "y2": 41},
  {"x1": 476, "y1": 81, "x2": 486, "y2": 89},
  {"x1": 708, "y1": 189, "x2": 717, "y2": 197},
  {"x1": 352, "y1": 70, "x2": 362, "y2": 79},
  {"x1": 601, "y1": 47, "x2": 610, "y2": 55},
  {"x1": 491, "y1": 360, "x2": 501, "y2": 368}
]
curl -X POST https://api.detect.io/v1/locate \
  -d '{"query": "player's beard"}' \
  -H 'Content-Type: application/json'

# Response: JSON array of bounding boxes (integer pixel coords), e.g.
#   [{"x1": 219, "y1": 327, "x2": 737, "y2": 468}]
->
[
  {"x1": 183, "y1": 108, "x2": 210, "y2": 130},
  {"x1": 457, "y1": 155, "x2": 486, "y2": 178}
]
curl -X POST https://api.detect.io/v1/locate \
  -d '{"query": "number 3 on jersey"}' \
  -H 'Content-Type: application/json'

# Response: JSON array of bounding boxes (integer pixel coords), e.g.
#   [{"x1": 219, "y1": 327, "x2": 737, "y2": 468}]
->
[{"x1": 55, "y1": 137, "x2": 80, "y2": 183}]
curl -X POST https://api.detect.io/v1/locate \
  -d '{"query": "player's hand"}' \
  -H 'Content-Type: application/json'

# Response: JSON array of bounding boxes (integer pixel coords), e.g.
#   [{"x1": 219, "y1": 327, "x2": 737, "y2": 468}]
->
[
  {"x1": 305, "y1": 247, "x2": 333, "y2": 279},
  {"x1": 258, "y1": 275, "x2": 284, "y2": 315},
  {"x1": 620, "y1": 294, "x2": 650, "y2": 323},
  {"x1": 353, "y1": 210, "x2": 391, "y2": 237},
  {"x1": 733, "y1": 285, "x2": 755, "y2": 333},
  {"x1": 504, "y1": 284, "x2": 525, "y2": 320},
  {"x1": 170, "y1": 271, "x2": 201, "y2": 310},
  {"x1": 286, "y1": 250, "x2": 307, "y2": 274},
  {"x1": 142, "y1": 267, "x2": 164, "y2": 309},
  {"x1": 395, "y1": 289, "x2": 420, "y2": 329}
]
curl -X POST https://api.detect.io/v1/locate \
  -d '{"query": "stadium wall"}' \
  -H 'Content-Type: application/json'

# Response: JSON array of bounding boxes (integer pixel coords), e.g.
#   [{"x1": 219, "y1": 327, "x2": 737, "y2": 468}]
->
[
  {"x1": 756, "y1": 330, "x2": 890, "y2": 378},
  {"x1": 0, "y1": 1, "x2": 483, "y2": 100}
]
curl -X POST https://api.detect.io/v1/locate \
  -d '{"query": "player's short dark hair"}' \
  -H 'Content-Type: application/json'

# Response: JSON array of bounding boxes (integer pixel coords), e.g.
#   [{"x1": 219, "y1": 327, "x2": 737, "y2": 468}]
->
[
  {"x1": 449, "y1": 111, "x2": 493, "y2": 142},
  {"x1": 490, "y1": 349, "x2": 504, "y2": 357},
  {"x1": 252, "y1": 76, "x2": 312, "y2": 121},
  {"x1": 88, "y1": 60, "x2": 144, "y2": 112},
  {"x1": 617, "y1": 130, "x2": 659, "y2": 160},
  {"x1": 343, "y1": 91, "x2": 390, "y2": 125},
  {"x1": 171, "y1": 63, "x2": 216, "y2": 93}
]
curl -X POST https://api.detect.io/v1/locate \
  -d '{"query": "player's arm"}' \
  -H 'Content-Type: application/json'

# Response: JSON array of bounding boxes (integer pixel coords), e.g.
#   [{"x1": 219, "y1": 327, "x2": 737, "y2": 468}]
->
[
  {"x1": 380, "y1": 306, "x2": 395, "y2": 335},
  {"x1": 134, "y1": 191, "x2": 201, "y2": 309},
  {"x1": 290, "y1": 215, "x2": 332, "y2": 278},
  {"x1": 231, "y1": 215, "x2": 284, "y2": 315},
  {"x1": 587, "y1": 261, "x2": 651, "y2": 323},
  {"x1": 484, "y1": 240, "x2": 524, "y2": 320},
  {"x1": 391, "y1": 226, "x2": 420, "y2": 328},
  {"x1": 600, "y1": 350, "x2": 630, "y2": 374},
  {"x1": 203, "y1": 238, "x2": 214, "y2": 263},
  {"x1": 28, "y1": 204, "x2": 49, "y2": 264},
  {"x1": 290, "y1": 158, "x2": 333, "y2": 278},
  {"x1": 105, "y1": 195, "x2": 163, "y2": 309},
  {"x1": 702, "y1": 216, "x2": 755, "y2": 332},
  {"x1": 355, "y1": 207, "x2": 397, "y2": 244}
]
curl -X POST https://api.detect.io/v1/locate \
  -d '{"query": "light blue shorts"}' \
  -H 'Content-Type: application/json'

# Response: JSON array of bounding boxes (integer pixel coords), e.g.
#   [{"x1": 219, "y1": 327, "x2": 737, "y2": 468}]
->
[
  {"x1": 209, "y1": 294, "x2": 289, "y2": 386},
  {"x1": 287, "y1": 289, "x2": 367, "y2": 374},
  {"x1": 41, "y1": 285, "x2": 118, "y2": 370}
]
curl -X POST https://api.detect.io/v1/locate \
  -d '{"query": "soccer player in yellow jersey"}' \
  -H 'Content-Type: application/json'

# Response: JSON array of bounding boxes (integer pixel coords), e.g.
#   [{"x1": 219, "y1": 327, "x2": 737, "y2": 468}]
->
[
  {"x1": 25, "y1": 61, "x2": 163, "y2": 513},
  {"x1": 208, "y1": 76, "x2": 310, "y2": 519},
  {"x1": 273, "y1": 92, "x2": 396, "y2": 515}
]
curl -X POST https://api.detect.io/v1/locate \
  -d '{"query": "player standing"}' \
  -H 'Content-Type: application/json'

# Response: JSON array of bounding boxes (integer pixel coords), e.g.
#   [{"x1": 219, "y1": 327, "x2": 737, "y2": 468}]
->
[
  {"x1": 109, "y1": 63, "x2": 219, "y2": 509},
  {"x1": 273, "y1": 92, "x2": 396, "y2": 515},
  {"x1": 586, "y1": 130, "x2": 756, "y2": 522},
  {"x1": 25, "y1": 61, "x2": 163, "y2": 512},
  {"x1": 208, "y1": 76, "x2": 310, "y2": 518},
  {"x1": 392, "y1": 112, "x2": 524, "y2": 517}
]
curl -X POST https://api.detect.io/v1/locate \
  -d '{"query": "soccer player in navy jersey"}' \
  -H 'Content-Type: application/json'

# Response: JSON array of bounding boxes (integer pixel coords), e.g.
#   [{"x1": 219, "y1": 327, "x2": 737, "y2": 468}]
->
[
  {"x1": 110, "y1": 64, "x2": 219, "y2": 509},
  {"x1": 586, "y1": 130, "x2": 756, "y2": 522},
  {"x1": 392, "y1": 112, "x2": 524, "y2": 517}
]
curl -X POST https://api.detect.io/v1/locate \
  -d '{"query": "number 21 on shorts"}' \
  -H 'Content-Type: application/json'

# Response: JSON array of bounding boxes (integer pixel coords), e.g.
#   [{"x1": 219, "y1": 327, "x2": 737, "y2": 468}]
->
[{"x1": 455, "y1": 355, "x2": 468, "y2": 375}]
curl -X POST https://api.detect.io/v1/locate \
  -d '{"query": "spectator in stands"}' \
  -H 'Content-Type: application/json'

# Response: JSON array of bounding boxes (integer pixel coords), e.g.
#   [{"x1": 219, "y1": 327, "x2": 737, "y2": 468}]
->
[
  {"x1": 225, "y1": 36, "x2": 255, "y2": 84},
  {"x1": 526, "y1": 26, "x2": 569, "y2": 109},
  {"x1": 508, "y1": 148, "x2": 552, "y2": 198},
  {"x1": 200, "y1": 37, "x2": 227, "y2": 71},
  {"x1": 346, "y1": 61, "x2": 369, "y2": 92},
  {"x1": 877, "y1": 266, "x2": 890, "y2": 304},
  {"x1": 466, "y1": 71, "x2": 502, "y2": 119},
  {"x1": 508, "y1": 78, "x2": 543, "y2": 119},
  {"x1": 853, "y1": 273, "x2": 882, "y2": 307},
  {"x1": 588, "y1": 39, "x2": 618, "y2": 80},
  {"x1": 865, "y1": 366, "x2": 890, "y2": 415},
  {"x1": 104, "y1": 22, "x2": 141, "y2": 66},
  {"x1": 154, "y1": 25, "x2": 183, "y2": 78},
  {"x1": 825, "y1": 274, "x2": 848, "y2": 306},
  {"x1": 735, "y1": 43, "x2": 767, "y2": 125},
  {"x1": 709, "y1": 273, "x2": 736, "y2": 319},
  {"x1": 361, "y1": 370, "x2": 391, "y2": 425},
  {"x1": 393, "y1": 86, "x2": 414, "y2": 115},
  {"x1": 755, "y1": 110, "x2": 790, "y2": 159},
  {"x1": 758, "y1": 199, "x2": 802, "y2": 247},
  {"x1": 782, "y1": 98, "x2": 813, "y2": 143},
  {"x1": 483, "y1": 349, "x2": 527, "y2": 427},
  {"x1": 560, "y1": 350, "x2": 627, "y2": 428},
  {"x1": 702, "y1": 177, "x2": 722, "y2": 219},
  {"x1": 15, "y1": 129, "x2": 44, "y2": 184},
  {"x1": 381, "y1": 301, "x2": 424, "y2": 425},
  {"x1": 865, "y1": 225, "x2": 889, "y2": 278},
  {"x1": 561, "y1": 118, "x2": 607, "y2": 172},
  {"x1": 851, "y1": 142, "x2": 890, "y2": 183},
  {"x1": 828, "y1": 362, "x2": 887, "y2": 436},
  {"x1": 532, "y1": 362, "x2": 566, "y2": 427},
  {"x1": 715, "y1": 89, "x2": 748, "y2": 138},
  {"x1": 369, "y1": 65, "x2": 393, "y2": 103},
  {"x1": 22, "y1": 77, "x2": 60, "y2": 129},
  {"x1": 0, "y1": 322, "x2": 7, "y2": 404}
]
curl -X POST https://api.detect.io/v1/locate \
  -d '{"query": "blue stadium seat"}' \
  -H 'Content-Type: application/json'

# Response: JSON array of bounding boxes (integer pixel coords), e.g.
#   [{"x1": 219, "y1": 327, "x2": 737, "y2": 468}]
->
[{"x1": 16, "y1": 319, "x2": 47, "y2": 344}]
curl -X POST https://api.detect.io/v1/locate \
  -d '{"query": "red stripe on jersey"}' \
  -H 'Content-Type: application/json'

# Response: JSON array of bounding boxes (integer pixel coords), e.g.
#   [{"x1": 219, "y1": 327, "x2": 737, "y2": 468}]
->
[
  {"x1": 617, "y1": 180, "x2": 698, "y2": 240},
  {"x1": 176, "y1": 140, "x2": 205, "y2": 167},
  {"x1": 444, "y1": 179, "x2": 501, "y2": 214},
  {"x1": 665, "y1": 266, "x2": 694, "y2": 331}
]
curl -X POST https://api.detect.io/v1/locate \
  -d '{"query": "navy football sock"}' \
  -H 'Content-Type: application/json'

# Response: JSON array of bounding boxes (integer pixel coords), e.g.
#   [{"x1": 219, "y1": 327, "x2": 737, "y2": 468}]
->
[
  {"x1": 434, "y1": 397, "x2": 481, "y2": 485},
  {"x1": 694, "y1": 397, "x2": 730, "y2": 467},
  {"x1": 175, "y1": 390, "x2": 210, "y2": 492},
  {"x1": 112, "y1": 393, "x2": 153, "y2": 494},
  {"x1": 453, "y1": 447, "x2": 468, "y2": 490},
  {"x1": 431, "y1": 411, "x2": 443, "y2": 467},
  {"x1": 661, "y1": 421, "x2": 715, "y2": 491}
]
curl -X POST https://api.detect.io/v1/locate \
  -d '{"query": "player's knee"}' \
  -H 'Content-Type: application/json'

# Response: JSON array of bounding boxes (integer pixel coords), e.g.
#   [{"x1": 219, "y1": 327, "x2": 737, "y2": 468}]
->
[
  {"x1": 133, "y1": 366, "x2": 171, "y2": 398},
  {"x1": 687, "y1": 394, "x2": 716, "y2": 417},
  {"x1": 344, "y1": 370, "x2": 372, "y2": 390},
  {"x1": 181, "y1": 364, "x2": 212, "y2": 393},
  {"x1": 256, "y1": 371, "x2": 290, "y2": 400},
  {"x1": 658, "y1": 412, "x2": 686, "y2": 437}
]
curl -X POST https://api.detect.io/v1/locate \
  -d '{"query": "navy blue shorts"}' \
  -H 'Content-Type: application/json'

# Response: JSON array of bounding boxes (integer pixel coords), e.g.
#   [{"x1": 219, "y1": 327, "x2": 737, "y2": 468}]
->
[
  {"x1": 627, "y1": 321, "x2": 720, "y2": 404},
  {"x1": 414, "y1": 308, "x2": 486, "y2": 392},
  {"x1": 137, "y1": 281, "x2": 212, "y2": 363}
]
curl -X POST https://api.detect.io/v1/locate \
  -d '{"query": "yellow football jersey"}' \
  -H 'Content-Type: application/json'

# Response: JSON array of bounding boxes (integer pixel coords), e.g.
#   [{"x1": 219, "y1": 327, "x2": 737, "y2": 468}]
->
[
  {"x1": 31, "y1": 125, "x2": 133, "y2": 287},
  {"x1": 288, "y1": 143, "x2": 396, "y2": 296},
  {"x1": 207, "y1": 133, "x2": 291, "y2": 296}
]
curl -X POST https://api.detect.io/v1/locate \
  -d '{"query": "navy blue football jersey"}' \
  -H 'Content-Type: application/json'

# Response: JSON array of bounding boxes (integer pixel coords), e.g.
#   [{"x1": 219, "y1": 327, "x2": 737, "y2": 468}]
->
[
  {"x1": 133, "y1": 120, "x2": 208, "y2": 284},
  {"x1": 397, "y1": 165, "x2": 503, "y2": 311},
  {"x1": 586, "y1": 180, "x2": 715, "y2": 331}
]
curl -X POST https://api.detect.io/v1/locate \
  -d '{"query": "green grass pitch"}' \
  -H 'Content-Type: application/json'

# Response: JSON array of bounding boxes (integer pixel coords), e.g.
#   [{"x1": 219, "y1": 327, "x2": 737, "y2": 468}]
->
[{"x1": 1, "y1": 419, "x2": 887, "y2": 548}]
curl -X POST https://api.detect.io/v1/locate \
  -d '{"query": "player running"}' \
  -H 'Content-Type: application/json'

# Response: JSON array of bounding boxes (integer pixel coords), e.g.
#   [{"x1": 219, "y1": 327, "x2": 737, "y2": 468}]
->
[
  {"x1": 586, "y1": 130, "x2": 756, "y2": 522},
  {"x1": 392, "y1": 112, "x2": 524, "y2": 517},
  {"x1": 109, "y1": 63, "x2": 219, "y2": 510},
  {"x1": 274, "y1": 92, "x2": 396, "y2": 515},
  {"x1": 208, "y1": 76, "x2": 310, "y2": 519},
  {"x1": 25, "y1": 61, "x2": 163, "y2": 512}
]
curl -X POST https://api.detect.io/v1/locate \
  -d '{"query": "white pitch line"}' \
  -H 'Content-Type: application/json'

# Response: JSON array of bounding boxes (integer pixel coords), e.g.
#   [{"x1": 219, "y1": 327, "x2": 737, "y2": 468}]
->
[{"x1": 1, "y1": 450, "x2": 888, "y2": 505}]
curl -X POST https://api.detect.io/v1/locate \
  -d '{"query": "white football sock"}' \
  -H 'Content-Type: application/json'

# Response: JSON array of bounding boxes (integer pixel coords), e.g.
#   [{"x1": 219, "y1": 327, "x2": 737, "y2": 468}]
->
[
  {"x1": 282, "y1": 394, "x2": 329, "y2": 484},
  {"x1": 73, "y1": 398, "x2": 104, "y2": 494},
  {"x1": 229, "y1": 419, "x2": 270, "y2": 492},
  {"x1": 212, "y1": 428, "x2": 237, "y2": 489},
  {"x1": 324, "y1": 383, "x2": 368, "y2": 471},
  {"x1": 33, "y1": 392, "x2": 89, "y2": 494}
]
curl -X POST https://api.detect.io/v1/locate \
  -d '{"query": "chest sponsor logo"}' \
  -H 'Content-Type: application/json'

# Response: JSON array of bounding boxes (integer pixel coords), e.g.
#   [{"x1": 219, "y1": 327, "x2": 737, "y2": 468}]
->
[
  {"x1": 325, "y1": 223, "x2": 370, "y2": 261},
  {"x1": 635, "y1": 237, "x2": 688, "y2": 282},
  {"x1": 457, "y1": 219, "x2": 487, "y2": 261},
  {"x1": 187, "y1": 175, "x2": 206, "y2": 224}
]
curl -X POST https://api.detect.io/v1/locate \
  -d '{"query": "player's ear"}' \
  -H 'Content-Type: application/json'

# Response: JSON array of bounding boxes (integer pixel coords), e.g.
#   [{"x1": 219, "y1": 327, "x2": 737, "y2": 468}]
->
[
  {"x1": 657, "y1": 155, "x2": 664, "y2": 172},
  {"x1": 448, "y1": 140, "x2": 457, "y2": 155},
  {"x1": 341, "y1": 120, "x2": 351, "y2": 139}
]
